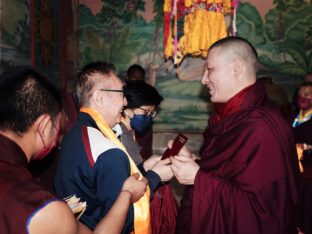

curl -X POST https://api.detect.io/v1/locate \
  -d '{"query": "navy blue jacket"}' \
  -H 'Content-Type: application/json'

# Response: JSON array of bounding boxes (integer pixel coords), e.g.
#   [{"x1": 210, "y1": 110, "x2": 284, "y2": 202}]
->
[{"x1": 55, "y1": 112, "x2": 160, "y2": 233}]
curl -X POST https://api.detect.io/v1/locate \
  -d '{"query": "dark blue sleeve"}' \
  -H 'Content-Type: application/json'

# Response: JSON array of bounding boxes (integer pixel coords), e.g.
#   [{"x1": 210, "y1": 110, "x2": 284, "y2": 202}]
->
[
  {"x1": 137, "y1": 162, "x2": 161, "y2": 196},
  {"x1": 145, "y1": 170, "x2": 161, "y2": 194},
  {"x1": 137, "y1": 162, "x2": 147, "y2": 176},
  {"x1": 93, "y1": 148, "x2": 134, "y2": 234}
]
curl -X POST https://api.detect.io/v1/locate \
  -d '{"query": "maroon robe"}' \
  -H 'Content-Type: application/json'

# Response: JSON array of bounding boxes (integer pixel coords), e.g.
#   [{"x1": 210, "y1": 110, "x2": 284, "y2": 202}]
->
[
  {"x1": 176, "y1": 82, "x2": 299, "y2": 234},
  {"x1": 0, "y1": 134, "x2": 57, "y2": 234}
]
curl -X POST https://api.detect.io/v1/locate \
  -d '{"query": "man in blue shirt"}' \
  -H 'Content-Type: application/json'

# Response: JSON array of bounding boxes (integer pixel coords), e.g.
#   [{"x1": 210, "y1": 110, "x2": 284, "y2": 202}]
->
[{"x1": 55, "y1": 62, "x2": 172, "y2": 233}]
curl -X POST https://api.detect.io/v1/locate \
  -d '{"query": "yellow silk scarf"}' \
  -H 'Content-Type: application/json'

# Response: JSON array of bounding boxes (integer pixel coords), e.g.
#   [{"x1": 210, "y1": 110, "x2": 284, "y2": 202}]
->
[{"x1": 80, "y1": 107, "x2": 151, "y2": 234}]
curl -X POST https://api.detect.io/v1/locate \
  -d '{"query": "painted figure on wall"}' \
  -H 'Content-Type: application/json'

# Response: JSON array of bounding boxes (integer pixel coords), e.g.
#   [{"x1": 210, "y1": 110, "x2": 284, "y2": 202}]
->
[
  {"x1": 77, "y1": 0, "x2": 312, "y2": 132},
  {"x1": 163, "y1": 0, "x2": 233, "y2": 64}
]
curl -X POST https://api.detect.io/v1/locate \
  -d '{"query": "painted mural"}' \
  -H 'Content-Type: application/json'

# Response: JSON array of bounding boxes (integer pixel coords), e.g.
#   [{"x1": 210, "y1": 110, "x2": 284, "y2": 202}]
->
[
  {"x1": 78, "y1": 0, "x2": 312, "y2": 133},
  {"x1": 236, "y1": 1, "x2": 312, "y2": 95},
  {"x1": 34, "y1": 0, "x2": 61, "y2": 85},
  {"x1": 0, "y1": 0, "x2": 30, "y2": 73},
  {"x1": 0, "y1": 0, "x2": 61, "y2": 86},
  {"x1": 1, "y1": 1, "x2": 311, "y2": 132}
]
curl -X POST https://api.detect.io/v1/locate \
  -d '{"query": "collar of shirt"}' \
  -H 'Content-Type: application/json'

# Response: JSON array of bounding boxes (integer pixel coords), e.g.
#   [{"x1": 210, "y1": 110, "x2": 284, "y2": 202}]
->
[{"x1": 112, "y1": 124, "x2": 123, "y2": 139}]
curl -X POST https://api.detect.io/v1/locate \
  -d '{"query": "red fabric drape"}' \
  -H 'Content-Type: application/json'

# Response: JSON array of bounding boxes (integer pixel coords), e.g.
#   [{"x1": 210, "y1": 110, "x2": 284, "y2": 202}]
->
[{"x1": 151, "y1": 184, "x2": 178, "y2": 234}]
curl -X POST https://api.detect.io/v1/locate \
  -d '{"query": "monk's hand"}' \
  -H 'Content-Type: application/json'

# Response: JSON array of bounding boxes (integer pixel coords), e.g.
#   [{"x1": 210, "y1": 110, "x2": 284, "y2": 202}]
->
[
  {"x1": 170, "y1": 156, "x2": 200, "y2": 185},
  {"x1": 122, "y1": 173, "x2": 148, "y2": 203},
  {"x1": 151, "y1": 158, "x2": 174, "y2": 182},
  {"x1": 167, "y1": 140, "x2": 199, "y2": 160},
  {"x1": 143, "y1": 155, "x2": 162, "y2": 171}
]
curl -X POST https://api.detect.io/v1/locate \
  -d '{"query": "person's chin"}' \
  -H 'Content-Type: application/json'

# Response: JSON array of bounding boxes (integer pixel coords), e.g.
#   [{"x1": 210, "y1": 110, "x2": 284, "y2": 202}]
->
[{"x1": 210, "y1": 96, "x2": 217, "y2": 102}]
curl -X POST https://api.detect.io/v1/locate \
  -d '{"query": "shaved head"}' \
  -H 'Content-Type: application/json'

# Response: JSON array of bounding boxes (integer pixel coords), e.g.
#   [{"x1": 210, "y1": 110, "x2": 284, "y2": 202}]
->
[
  {"x1": 209, "y1": 37, "x2": 259, "y2": 76},
  {"x1": 202, "y1": 37, "x2": 259, "y2": 103}
]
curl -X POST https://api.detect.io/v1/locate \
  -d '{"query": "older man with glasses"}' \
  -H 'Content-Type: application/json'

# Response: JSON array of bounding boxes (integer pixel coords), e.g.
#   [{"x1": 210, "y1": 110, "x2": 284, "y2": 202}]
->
[{"x1": 55, "y1": 62, "x2": 172, "y2": 234}]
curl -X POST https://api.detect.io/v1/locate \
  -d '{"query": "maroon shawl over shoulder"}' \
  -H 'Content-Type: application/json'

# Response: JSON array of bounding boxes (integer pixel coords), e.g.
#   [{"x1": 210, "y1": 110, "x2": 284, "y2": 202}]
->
[{"x1": 176, "y1": 81, "x2": 299, "y2": 234}]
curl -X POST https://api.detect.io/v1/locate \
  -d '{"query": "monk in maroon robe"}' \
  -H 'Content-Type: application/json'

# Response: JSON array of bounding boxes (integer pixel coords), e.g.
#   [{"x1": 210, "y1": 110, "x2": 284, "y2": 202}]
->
[{"x1": 170, "y1": 37, "x2": 299, "y2": 234}]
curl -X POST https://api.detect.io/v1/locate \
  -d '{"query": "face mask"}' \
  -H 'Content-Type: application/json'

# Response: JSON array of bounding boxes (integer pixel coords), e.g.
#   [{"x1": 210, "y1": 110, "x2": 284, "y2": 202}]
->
[
  {"x1": 130, "y1": 114, "x2": 153, "y2": 136},
  {"x1": 297, "y1": 97, "x2": 311, "y2": 110},
  {"x1": 36, "y1": 125, "x2": 59, "y2": 160}
]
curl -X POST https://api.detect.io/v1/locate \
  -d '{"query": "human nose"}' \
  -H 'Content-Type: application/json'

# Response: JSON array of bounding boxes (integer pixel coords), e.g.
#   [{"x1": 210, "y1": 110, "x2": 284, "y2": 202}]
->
[
  {"x1": 123, "y1": 96, "x2": 128, "y2": 106},
  {"x1": 201, "y1": 69, "x2": 209, "y2": 85}
]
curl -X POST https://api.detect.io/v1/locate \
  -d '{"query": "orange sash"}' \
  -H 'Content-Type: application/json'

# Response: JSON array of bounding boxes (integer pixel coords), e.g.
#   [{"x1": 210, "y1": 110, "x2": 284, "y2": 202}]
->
[{"x1": 80, "y1": 107, "x2": 151, "y2": 234}]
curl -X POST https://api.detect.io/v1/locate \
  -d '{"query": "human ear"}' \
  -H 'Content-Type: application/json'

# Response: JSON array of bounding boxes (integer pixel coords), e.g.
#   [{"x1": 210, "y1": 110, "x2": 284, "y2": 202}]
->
[
  {"x1": 34, "y1": 114, "x2": 51, "y2": 138},
  {"x1": 233, "y1": 58, "x2": 243, "y2": 78},
  {"x1": 92, "y1": 90, "x2": 105, "y2": 108}
]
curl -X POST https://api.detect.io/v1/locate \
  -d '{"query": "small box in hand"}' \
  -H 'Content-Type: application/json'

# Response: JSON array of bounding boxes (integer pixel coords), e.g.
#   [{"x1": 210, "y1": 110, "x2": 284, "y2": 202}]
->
[{"x1": 161, "y1": 133, "x2": 188, "y2": 160}]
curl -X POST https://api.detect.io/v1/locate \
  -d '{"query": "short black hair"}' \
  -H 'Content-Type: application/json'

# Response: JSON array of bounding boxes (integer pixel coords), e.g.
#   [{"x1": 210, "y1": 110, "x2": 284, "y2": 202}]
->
[
  {"x1": 0, "y1": 66, "x2": 61, "y2": 134},
  {"x1": 126, "y1": 64, "x2": 145, "y2": 81},
  {"x1": 76, "y1": 61, "x2": 117, "y2": 107},
  {"x1": 124, "y1": 81, "x2": 163, "y2": 109}
]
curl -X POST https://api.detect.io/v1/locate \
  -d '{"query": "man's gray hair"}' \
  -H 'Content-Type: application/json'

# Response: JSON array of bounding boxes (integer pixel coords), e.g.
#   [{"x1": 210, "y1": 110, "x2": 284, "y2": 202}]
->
[{"x1": 76, "y1": 62, "x2": 116, "y2": 107}]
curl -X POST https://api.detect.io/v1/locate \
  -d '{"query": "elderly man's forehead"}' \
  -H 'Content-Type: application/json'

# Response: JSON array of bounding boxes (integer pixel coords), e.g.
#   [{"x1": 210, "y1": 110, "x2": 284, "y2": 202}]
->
[{"x1": 93, "y1": 72, "x2": 120, "y2": 84}]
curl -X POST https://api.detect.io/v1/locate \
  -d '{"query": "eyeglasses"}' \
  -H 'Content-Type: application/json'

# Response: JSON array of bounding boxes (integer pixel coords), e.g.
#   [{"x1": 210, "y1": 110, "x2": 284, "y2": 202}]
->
[
  {"x1": 138, "y1": 107, "x2": 157, "y2": 118},
  {"x1": 99, "y1": 89, "x2": 124, "y2": 93}
]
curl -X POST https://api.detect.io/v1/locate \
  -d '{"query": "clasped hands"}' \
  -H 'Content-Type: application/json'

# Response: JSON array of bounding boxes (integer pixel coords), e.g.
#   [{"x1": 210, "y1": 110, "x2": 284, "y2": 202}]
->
[{"x1": 143, "y1": 140, "x2": 200, "y2": 185}]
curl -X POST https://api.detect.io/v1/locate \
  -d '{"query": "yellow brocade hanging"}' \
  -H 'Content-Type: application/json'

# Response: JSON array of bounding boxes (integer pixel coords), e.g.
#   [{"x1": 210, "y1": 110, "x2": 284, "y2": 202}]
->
[
  {"x1": 164, "y1": 0, "x2": 232, "y2": 64},
  {"x1": 80, "y1": 107, "x2": 151, "y2": 234}
]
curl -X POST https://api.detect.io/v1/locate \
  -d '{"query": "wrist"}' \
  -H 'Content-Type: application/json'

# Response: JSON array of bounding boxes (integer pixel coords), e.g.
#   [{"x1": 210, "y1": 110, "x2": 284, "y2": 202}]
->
[
  {"x1": 120, "y1": 189, "x2": 133, "y2": 203},
  {"x1": 143, "y1": 161, "x2": 149, "y2": 172}
]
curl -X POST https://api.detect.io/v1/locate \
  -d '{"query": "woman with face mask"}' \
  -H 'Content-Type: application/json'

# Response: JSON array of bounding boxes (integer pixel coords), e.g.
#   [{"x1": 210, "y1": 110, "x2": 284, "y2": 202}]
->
[
  {"x1": 121, "y1": 81, "x2": 163, "y2": 164},
  {"x1": 117, "y1": 80, "x2": 172, "y2": 190},
  {"x1": 121, "y1": 81, "x2": 178, "y2": 234}
]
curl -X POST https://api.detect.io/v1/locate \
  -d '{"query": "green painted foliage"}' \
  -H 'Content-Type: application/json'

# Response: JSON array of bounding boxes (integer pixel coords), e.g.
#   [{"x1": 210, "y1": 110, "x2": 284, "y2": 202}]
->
[
  {"x1": 79, "y1": 26, "x2": 140, "y2": 70},
  {"x1": 238, "y1": 1, "x2": 312, "y2": 75},
  {"x1": 153, "y1": 0, "x2": 164, "y2": 27},
  {"x1": 236, "y1": 2, "x2": 266, "y2": 46},
  {"x1": 98, "y1": 0, "x2": 145, "y2": 23},
  {"x1": 79, "y1": 2, "x2": 159, "y2": 70},
  {"x1": 284, "y1": 6, "x2": 312, "y2": 45},
  {"x1": 264, "y1": 9, "x2": 279, "y2": 41}
]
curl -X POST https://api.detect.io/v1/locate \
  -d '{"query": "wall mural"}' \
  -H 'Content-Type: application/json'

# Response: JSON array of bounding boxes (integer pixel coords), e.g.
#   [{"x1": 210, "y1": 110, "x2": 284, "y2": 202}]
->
[
  {"x1": 0, "y1": 0, "x2": 30, "y2": 73},
  {"x1": 237, "y1": 1, "x2": 312, "y2": 97},
  {"x1": 79, "y1": 1, "x2": 311, "y2": 133},
  {"x1": 1, "y1": 1, "x2": 311, "y2": 132},
  {"x1": 34, "y1": 0, "x2": 61, "y2": 86},
  {"x1": 0, "y1": 0, "x2": 61, "y2": 86},
  {"x1": 36, "y1": 0, "x2": 55, "y2": 66}
]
